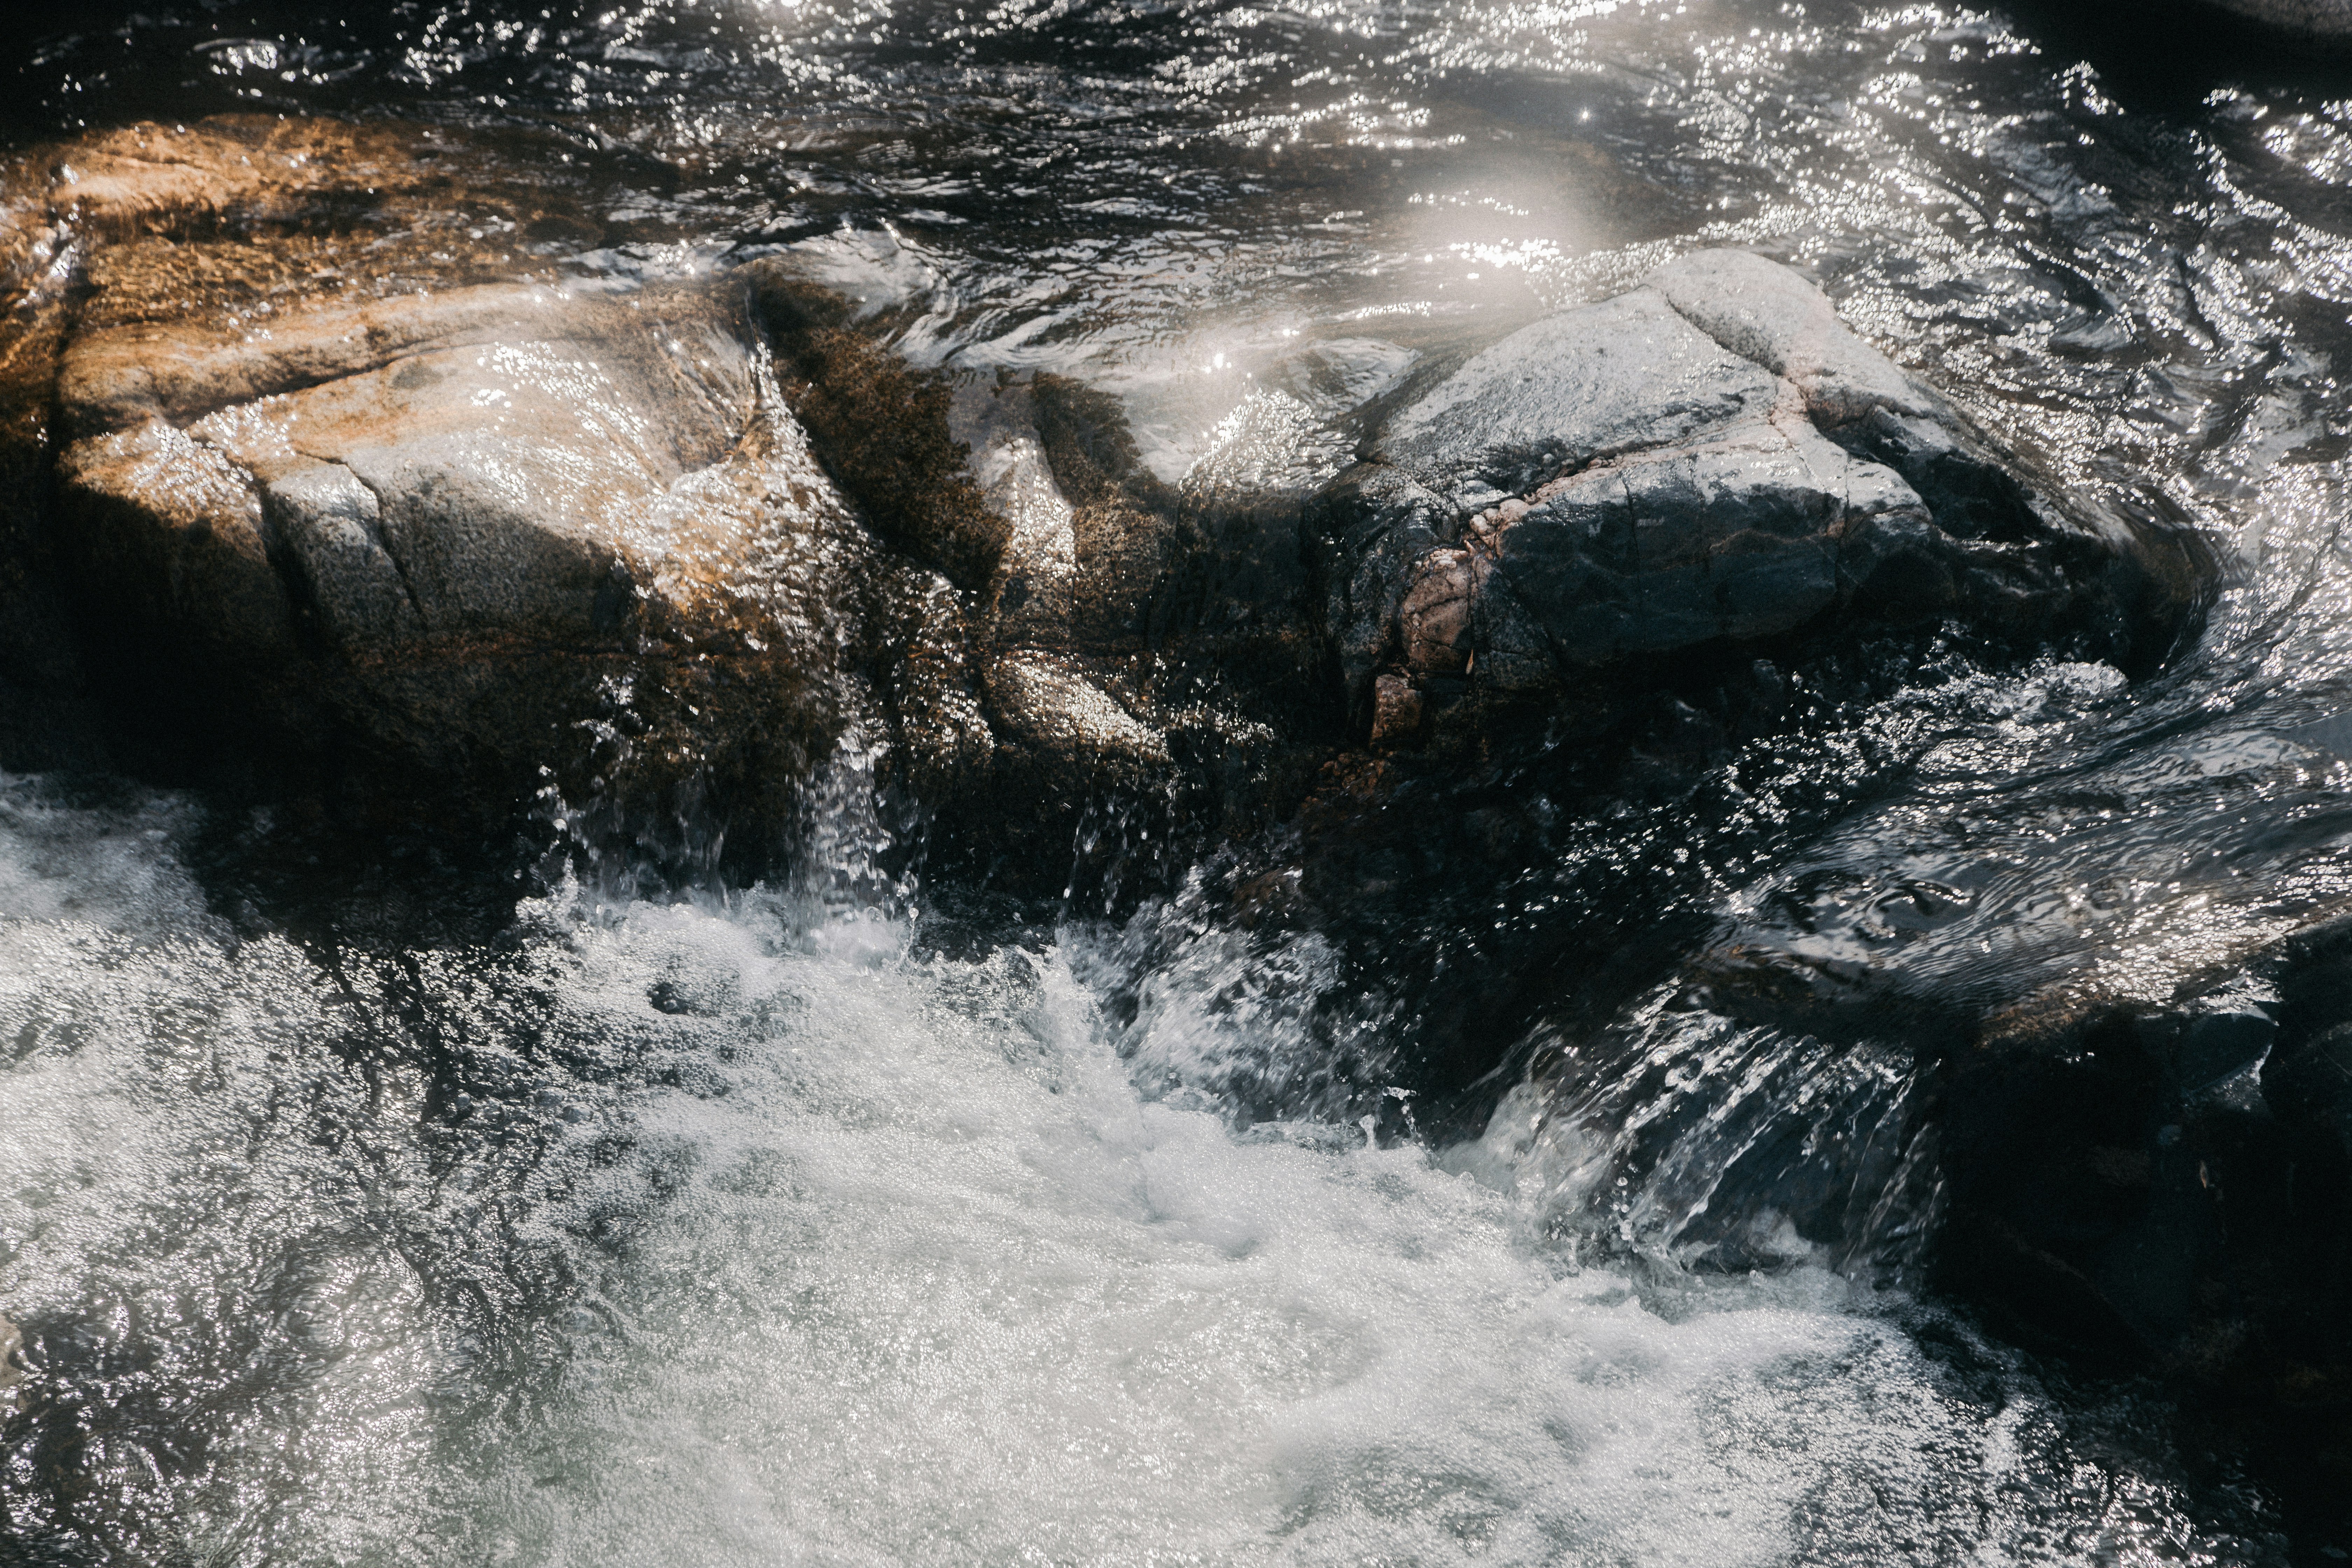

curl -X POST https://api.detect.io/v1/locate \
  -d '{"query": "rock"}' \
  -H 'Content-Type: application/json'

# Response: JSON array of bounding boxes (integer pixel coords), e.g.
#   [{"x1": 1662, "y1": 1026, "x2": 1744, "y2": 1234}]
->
[
  {"x1": 1645, "y1": 250, "x2": 1934, "y2": 430},
  {"x1": 748, "y1": 276, "x2": 1009, "y2": 593},
  {"x1": 742, "y1": 284, "x2": 1201, "y2": 877},
  {"x1": 1939, "y1": 921, "x2": 2352, "y2": 1365},
  {"x1": 1370, "y1": 672, "x2": 1423, "y2": 745},
  {"x1": 0, "y1": 117, "x2": 976, "y2": 867},
  {"x1": 984, "y1": 650, "x2": 1169, "y2": 770},
  {"x1": 747, "y1": 313, "x2": 1344, "y2": 884},
  {"x1": 0, "y1": 116, "x2": 1346, "y2": 889},
  {"x1": 1398, "y1": 549, "x2": 1475, "y2": 679},
  {"x1": 1927, "y1": 920, "x2": 2352, "y2": 1546},
  {"x1": 0, "y1": 156, "x2": 110, "y2": 774},
  {"x1": 0, "y1": 130, "x2": 2221, "y2": 897},
  {"x1": 1314, "y1": 251, "x2": 2216, "y2": 743}
]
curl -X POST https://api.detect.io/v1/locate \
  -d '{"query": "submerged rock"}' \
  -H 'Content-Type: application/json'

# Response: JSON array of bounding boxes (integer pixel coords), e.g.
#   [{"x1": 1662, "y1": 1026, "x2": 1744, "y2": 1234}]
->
[
  {"x1": 0, "y1": 1312, "x2": 21, "y2": 1410},
  {"x1": 1931, "y1": 923, "x2": 2352, "y2": 1537},
  {"x1": 1314, "y1": 250, "x2": 2213, "y2": 747}
]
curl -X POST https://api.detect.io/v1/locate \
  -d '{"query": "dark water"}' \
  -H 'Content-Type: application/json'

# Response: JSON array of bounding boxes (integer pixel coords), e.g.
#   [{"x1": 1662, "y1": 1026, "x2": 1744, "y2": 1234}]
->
[{"x1": 6, "y1": 1, "x2": 2352, "y2": 1562}]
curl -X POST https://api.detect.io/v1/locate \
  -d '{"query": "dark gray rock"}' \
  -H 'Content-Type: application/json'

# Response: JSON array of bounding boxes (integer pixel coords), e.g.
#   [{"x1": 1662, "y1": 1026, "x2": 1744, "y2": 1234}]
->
[
  {"x1": 0, "y1": 1312, "x2": 21, "y2": 1406},
  {"x1": 1315, "y1": 251, "x2": 2216, "y2": 744},
  {"x1": 1932, "y1": 923, "x2": 2352, "y2": 1507},
  {"x1": 1645, "y1": 250, "x2": 1934, "y2": 429},
  {"x1": 1374, "y1": 288, "x2": 1780, "y2": 509}
]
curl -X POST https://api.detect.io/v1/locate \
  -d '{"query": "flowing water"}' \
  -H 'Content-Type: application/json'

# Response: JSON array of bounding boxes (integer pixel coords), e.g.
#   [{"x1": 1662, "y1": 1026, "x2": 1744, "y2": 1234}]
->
[
  {"x1": 8, "y1": 0, "x2": 2352, "y2": 1561},
  {"x1": 0, "y1": 771, "x2": 2286, "y2": 1564}
]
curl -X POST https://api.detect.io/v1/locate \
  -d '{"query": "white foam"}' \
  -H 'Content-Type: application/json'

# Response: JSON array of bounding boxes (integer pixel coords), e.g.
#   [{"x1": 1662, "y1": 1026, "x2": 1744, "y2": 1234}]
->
[{"x1": 0, "y1": 775, "x2": 2254, "y2": 1565}]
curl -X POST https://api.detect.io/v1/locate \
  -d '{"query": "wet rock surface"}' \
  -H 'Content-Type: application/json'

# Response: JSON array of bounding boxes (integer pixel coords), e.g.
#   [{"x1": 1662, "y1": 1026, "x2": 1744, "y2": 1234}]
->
[
  {"x1": 747, "y1": 275, "x2": 1341, "y2": 885},
  {"x1": 0, "y1": 117, "x2": 2216, "y2": 896},
  {"x1": 1929, "y1": 926, "x2": 2352, "y2": 1549},
  {"x1": 1315, "y1": 250, "x2": 2213, "y2": 749},
  {"x1": 1452, "y1": 730, "x2": 2352, "y2": 1553},
  {"x1": 2, "y1": 135, "x2": 2259, "y2": 1356},
  {"x1": 0, "y1": 119, "x2": 980, "y2": 868},
  {"x1": 0, "y1": 1314, "x2": 21, "y2": 1410},
  {"x1": 0, "y1": 118, "x2": 1352, "y2": 885}
]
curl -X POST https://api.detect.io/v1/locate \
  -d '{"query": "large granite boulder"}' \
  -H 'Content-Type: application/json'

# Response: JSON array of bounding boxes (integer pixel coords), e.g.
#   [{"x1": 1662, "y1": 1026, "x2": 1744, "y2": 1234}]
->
[
  {"x1": 0, "y1": 118, "x2": 987, "y2": 863},
  {"x1": 1313, "y1": 250, "x2": 2214, "y2": 747},
  {"x1": 0, "y1": 116, "x2": 1331, "y2": 882}
]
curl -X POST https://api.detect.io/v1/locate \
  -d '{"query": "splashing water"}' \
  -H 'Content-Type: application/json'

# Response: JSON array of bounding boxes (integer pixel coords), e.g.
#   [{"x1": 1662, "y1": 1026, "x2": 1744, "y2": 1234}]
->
[{"x1": 0, "y1": 769, "x2": 2279, "y2": 1564}]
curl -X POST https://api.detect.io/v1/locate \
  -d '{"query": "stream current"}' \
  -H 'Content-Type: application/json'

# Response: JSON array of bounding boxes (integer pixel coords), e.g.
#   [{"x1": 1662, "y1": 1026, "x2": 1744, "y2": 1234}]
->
[{"x1": 8, "y1": 0, "x2": 2352, "y2": 1561}]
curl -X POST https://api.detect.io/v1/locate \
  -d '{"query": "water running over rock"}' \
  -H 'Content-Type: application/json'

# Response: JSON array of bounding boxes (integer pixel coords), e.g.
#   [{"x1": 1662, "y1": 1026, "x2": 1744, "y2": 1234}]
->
[
  {"x1": 0, "y1": 770, "x2": 2283, "y2": 1564},
  {"x1": 7, "y1": 0, "x2": 2352, "y2": 1558}
]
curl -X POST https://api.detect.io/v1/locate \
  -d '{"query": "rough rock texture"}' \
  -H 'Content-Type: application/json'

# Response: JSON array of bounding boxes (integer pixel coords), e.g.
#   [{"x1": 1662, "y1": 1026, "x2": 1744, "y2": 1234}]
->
[
  {"x1": 0, "y1": 116, "x2": 1349, "y2": 886},
  {"x1": 1934, "y1": 923, "x2": 2352, "y2": 1541},
  {"x1": 737, "y1": 271, "x2": 1344, "y2": 883},
  {"x1": 1314, "y1": 250, "x2": 2214, "y2": 747},
  {"x1": 0, "y1": 118, "x2": 979, "y2": 866}
]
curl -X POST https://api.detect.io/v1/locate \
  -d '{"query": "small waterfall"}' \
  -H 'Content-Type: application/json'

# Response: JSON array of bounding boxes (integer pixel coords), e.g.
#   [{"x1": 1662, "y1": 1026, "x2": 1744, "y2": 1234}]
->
[
  {"x1": 1463, "y1": 999, "x2": 1946, "y2": 1283},
  {"x1": 793, "y1": 724, "x2": 920, "y2": 958}
]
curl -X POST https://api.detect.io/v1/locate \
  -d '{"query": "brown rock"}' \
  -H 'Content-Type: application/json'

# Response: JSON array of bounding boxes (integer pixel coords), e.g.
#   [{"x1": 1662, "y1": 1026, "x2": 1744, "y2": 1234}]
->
[
  {"x1": 1370, "y1": 672, "x2": 1424, "y2": 745},
  {"x1": 0, "y1": 117, "x2": 976, "y2": 857},
  {"x1": 0, "y1": 114, "x2": 1330, "y2": 885},
  {"x1": 1399, "y1": 549, "x2": 1474, "y2": 677}
]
